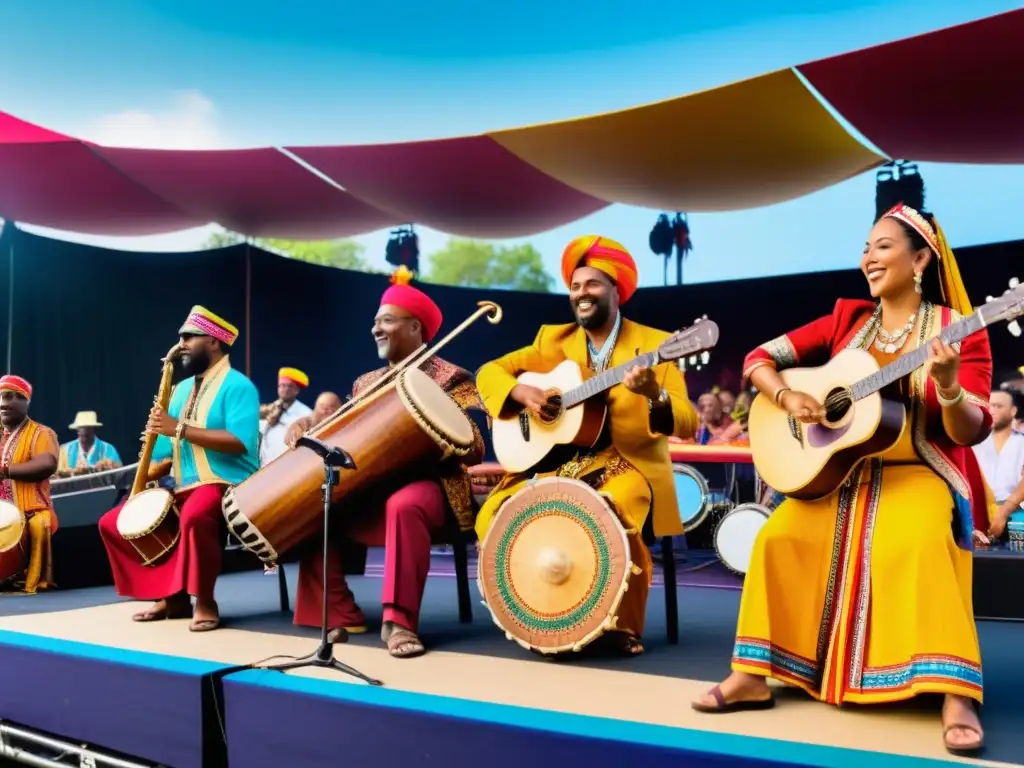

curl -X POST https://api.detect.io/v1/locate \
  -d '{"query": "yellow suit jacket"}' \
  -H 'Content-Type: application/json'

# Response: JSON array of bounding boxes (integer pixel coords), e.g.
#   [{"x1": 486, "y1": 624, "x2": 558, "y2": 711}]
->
[{"x1": 476, "y1": 317, "x2": 699, "y2": 537}]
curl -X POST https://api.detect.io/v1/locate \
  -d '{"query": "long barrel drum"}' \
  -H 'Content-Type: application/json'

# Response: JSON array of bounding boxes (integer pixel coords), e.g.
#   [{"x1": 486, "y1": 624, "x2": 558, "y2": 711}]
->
[{"x1": 222, "y1": 301, "x2": 502, "y2": 565}]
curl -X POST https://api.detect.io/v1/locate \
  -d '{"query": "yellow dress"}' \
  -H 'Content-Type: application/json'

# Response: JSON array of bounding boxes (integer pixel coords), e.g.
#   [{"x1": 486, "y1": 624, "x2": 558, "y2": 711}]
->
[{"x1": 733, "y1": 348, "x2": 982, "y2": 705}]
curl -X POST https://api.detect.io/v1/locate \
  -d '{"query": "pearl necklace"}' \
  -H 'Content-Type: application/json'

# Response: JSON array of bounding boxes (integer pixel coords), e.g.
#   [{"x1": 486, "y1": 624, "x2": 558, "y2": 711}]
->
[{"x1": 872, "y1": 309, "x2": 916, "y2": 355}]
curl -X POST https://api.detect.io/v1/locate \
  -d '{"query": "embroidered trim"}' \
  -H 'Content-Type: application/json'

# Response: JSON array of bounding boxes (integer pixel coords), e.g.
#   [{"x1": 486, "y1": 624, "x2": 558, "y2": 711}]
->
[
  {"x1": 848, "y1": 461, "x2": 884, "y2": 690},
  {"x1": 733, "y1": 638, "x2": 818, "y2": 685},
  {"x1": 758, "y1": 336, "x2": 798, "y2": 369},
  {"x1": 860, "y1": 654, "x2": 982, "y2": 692}
]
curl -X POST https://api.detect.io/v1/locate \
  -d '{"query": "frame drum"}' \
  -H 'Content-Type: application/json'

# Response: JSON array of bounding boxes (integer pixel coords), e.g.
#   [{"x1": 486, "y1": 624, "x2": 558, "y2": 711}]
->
[
  {"x1": 477, "y1": 477, "x2": 632, "y2": 656},
  {"x1": 714, "y1": 503, "x2": 771, "y2": 575},
  {"x1": 0, "y1": 500, "x2": 27, "y2": 583},
  {"x1": 116, "y1": 487, "x2": 180, "y2": 566},
  {"x1": 673, "y1": 463, "x2": 710, "y2": 533}
]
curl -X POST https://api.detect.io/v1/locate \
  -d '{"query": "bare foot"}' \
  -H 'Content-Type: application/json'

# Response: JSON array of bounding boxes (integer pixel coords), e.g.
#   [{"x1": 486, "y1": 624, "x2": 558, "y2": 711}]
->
[
  {"x1": 942, "y1": 694, "x2": 984, "y2": 755},
  {"x1": 692, "y1": 671, "x2": 773, "y2": 712},
  {"x1": 189, "y1": 598, "x2": 220, "y2": 632}
]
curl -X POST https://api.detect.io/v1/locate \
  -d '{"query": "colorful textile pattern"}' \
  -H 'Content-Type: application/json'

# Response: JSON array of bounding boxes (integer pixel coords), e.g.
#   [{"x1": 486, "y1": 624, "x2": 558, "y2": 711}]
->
[
  {"x1": 560, "y1": 235, "x2": 638, "y2": 304},
  {"x1": 178, "y1": 305, "x2": 239, "y2": 346},
  {"x1": 278, "y1": 367, "x2": 309, "y2": 388},
  {"x1": 152, "y1": 356, "x2": 260, "y2": 493},
  {"x1": 379, "y1": 267, "x2": 443, "y2": 341},
  {"x1": 0, "y1": 375, "x2": 32, "y2": 400}
]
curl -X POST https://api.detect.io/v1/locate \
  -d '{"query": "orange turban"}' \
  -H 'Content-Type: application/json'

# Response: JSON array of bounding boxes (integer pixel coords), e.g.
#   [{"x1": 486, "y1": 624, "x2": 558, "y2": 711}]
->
[{"x1": 560, "y1": 235, "x2": 638, "y2": 304}]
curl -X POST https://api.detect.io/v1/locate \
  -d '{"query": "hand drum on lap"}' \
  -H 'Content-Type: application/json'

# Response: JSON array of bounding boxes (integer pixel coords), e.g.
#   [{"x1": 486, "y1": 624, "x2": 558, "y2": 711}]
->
[
  {"x1": 116, "y1": 487, "x2": 180, "y2": 566},
  {"x1": 477, "y1": 477, "x2": 632, "y2": 656},
  {"x1": 0, "y1": 500, "x2": 27, "y2": 582}
]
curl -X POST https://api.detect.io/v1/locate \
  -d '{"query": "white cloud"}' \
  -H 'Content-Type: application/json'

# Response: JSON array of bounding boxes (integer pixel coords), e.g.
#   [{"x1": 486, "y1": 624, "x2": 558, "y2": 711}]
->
[{"x1": 77, "y1": 90, "x2": 226, "y2": 150}]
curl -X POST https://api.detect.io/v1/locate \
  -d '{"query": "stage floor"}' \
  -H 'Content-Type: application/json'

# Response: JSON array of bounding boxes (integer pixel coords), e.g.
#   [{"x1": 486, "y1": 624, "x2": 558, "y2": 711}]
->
[{"x1": 0, "y1": 570, "x2": 1020, "y2": 767}]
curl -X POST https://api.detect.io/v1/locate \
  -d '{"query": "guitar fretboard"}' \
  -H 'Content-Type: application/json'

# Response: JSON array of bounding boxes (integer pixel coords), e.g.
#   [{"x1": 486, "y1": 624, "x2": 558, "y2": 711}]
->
[
  {"x1": 563, "y1": 351, "x2": 660, "y2": 408},
  {"x1": 850, "y1": 312, "x2": 985, "y2": 401}
]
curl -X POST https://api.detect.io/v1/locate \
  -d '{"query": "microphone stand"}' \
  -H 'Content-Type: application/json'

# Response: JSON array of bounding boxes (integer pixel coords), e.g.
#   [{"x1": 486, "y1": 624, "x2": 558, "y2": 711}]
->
[{"x1": 261, "y1": 436, "x2": 383, "y2": 686}]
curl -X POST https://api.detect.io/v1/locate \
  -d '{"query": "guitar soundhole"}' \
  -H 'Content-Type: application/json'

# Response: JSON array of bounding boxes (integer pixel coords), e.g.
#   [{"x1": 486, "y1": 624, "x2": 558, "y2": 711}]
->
[
  {"x1": 823, "y1": 387, "x2": 853, "y2": 425},
  {"x1": 537, "y1": 392, "x2": 563, "y2": 425}
]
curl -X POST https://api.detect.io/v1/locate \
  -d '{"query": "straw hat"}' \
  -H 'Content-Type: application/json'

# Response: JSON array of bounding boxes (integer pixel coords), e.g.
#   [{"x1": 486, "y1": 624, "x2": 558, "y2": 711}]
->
[{"x1": 69, "y1": 411, "x2": 103, "y2": 430}]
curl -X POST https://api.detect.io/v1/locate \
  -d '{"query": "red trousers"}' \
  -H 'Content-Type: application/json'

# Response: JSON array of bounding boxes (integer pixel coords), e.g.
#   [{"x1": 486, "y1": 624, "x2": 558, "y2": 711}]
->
[
  {"x1": 294, "y1": 479, "x2": 446, "y2": 633},
  {"x1": 98, "y1": 484, "x2": 226, "y2": 602}
]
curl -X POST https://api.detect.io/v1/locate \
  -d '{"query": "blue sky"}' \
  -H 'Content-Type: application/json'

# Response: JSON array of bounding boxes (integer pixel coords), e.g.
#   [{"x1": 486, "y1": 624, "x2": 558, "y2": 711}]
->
[{"x1": 2, "y1": 0, "x2": 1023, "y2": 289}]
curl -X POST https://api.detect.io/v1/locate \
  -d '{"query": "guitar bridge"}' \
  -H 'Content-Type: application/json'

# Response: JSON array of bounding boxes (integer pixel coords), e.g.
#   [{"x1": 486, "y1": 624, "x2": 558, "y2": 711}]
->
[
  {"x1": 519, "y1": 411, "x2": 531, "y2": 442},
  {"x1": 787, "y1": 415, "x2": 804, "y2": 445}
]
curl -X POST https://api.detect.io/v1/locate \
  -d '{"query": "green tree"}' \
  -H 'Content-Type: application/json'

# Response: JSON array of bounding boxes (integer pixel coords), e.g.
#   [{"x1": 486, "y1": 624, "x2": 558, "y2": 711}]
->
[
  {"x1": 202, "y1": 230, "x2": 375, "y2": 272},
  {"x1": 422, "y1": 239, "x2": 553, "y2": 292}
]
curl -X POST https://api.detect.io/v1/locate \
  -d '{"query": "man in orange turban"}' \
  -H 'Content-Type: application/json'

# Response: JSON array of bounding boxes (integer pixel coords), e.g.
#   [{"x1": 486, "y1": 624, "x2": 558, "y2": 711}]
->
[{"x1": 476, "y1": 235, "x2": 700, "y2": 657}]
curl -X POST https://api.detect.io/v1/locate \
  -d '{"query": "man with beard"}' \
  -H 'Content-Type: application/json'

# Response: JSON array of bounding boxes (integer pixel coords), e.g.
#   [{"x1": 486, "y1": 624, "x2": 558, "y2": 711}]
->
[
  {"x1": 98, "y1": 306, "x2": 260, "y2": 631},
  {"x1": 287, "y1": 267, "x2": 484, "y2": 658},
  {"x1": 0, "y1": 375, "x2": 60, "y2": 593},
  {"x1": 475, "y1": 236, "x2": 699, "y2": 656}
]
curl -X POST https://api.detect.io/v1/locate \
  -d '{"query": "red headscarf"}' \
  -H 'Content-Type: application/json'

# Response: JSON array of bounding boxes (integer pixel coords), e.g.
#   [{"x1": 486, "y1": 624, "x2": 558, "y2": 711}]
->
[{"x1": 0, "y1": 375, "x2": 32, "y2": 400}]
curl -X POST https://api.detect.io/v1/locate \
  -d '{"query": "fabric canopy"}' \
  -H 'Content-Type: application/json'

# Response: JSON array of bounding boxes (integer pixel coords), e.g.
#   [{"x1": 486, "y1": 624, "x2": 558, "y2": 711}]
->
[
  {"x1": 798, "y1": 8, "x2": 1024, "y2": 163},
  {"x1": 287, "y1": 136, "x2": 609, "y2": 238},
  {"x1": 488, "y1": 69, "x2": 884, "y2": 211},
  {"x1": 0, "y1": 9, "x2": 1019, "y2": 239}
]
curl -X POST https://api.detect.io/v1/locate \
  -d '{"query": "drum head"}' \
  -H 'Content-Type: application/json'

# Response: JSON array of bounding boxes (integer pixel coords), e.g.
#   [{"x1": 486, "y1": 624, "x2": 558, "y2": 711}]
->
[
  {"x1": 714, "y1": 503, "x2": 770, "y2": 575},
  {"x1": 478, "y1": 477, "x2": 631, "y2": 654},
  {"x1": 673, "y1": 463, "x2": 709, "y2": 532},
  {"x1": 0, "y1": 501, "x2": 23, "y2": 552},
  {"x1": 399, "y1": 368, "x2": 474, "y2": 448},
  {"x1": 117, "y1": 488, "x2": 174, "y2": 538}
]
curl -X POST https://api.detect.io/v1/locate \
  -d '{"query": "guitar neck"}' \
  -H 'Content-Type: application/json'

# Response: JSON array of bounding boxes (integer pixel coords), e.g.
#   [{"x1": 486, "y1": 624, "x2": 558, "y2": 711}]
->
[
  {"x1": 563, "y1": 351, "x2": 660, "y2": 408},
  {"x1": 850, "y1": 311, "x2": 985, "y2": 401}
]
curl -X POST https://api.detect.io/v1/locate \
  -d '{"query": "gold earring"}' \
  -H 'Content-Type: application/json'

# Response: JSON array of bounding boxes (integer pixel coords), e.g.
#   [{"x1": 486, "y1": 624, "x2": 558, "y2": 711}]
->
[{"x1": 913, "y1": 271, "x2": 923, "y2": 294}]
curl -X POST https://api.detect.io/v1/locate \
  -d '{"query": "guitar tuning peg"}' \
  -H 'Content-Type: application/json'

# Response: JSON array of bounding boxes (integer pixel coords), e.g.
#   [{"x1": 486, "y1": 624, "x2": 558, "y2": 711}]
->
[
  {"x1": 986, "y1": 296, "x2": 994, "y2": 303},
  {"x1": 1009, "y1": 277, "x2": 1020, "y2": 289},
  {"x1": 702, "y1": 314, "x2": 708, "y2": 320},
  {"x1": 700, "y1": 351, "x2": 711, "y2": 364},
  {"x1": 1010, "y1": 320, "x2": 1022, "y2": 338}
]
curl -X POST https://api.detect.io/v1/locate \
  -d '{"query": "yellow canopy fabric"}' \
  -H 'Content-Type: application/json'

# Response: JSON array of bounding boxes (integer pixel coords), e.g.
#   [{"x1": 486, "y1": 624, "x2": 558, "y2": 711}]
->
[{"x1": 489, "y1": 69, "x2": 885, "y2": 211}]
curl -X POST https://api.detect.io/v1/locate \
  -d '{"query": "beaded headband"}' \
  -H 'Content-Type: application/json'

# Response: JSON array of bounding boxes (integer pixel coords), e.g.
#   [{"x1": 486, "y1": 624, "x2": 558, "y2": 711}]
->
[{"x1": 883, "y1": 203, "x2": 941, "y2": 260}]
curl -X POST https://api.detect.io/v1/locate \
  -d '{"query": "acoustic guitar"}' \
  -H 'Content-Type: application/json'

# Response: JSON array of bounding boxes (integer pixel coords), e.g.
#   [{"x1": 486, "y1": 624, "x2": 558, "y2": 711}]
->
[
  {"x1": 492, "y1": 319, "x2": 720, "y2": 474},
  {"x1": 749, "y1": 283, "x2": 1024, "y2": 501}
]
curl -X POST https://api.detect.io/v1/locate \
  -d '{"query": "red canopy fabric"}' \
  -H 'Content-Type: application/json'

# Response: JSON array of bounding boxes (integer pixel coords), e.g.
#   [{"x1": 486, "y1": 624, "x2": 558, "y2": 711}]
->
[
  {"x1": 0, "y1": 112, "x2": 200, "y2": 235},
  {"x1": 92, "y1": 146, "x2": 399, "y2": 239},
  {"x1": 798, "y1": 8, "x2": 1024, "y2": 163},
  {"x1": 288, "y1": 136, "x2": 609, "y2": 238}
]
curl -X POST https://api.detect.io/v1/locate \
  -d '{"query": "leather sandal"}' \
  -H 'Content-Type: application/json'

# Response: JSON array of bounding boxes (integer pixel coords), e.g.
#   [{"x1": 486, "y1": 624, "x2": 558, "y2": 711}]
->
[
  {"x1": 189, "y1": 617, "x2": 221, "y2": 632},
  {"x1": 944, "y1": 724, "x2": 984, "y2": 756},
  {"x1": 691, "y1": 685, "x2": 775, "y2": 714}
]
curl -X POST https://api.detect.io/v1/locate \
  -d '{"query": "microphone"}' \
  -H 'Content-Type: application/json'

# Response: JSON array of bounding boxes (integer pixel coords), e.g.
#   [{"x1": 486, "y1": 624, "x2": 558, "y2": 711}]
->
[{"x1": 296, "y1": 435, "x2": 357, "y2": 469}]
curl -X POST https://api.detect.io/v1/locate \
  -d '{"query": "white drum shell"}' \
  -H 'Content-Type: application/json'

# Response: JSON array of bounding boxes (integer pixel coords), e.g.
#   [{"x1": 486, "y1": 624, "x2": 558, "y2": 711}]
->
[{"x1": 714, "y1": 503, "x2": 771, "y2": 576}]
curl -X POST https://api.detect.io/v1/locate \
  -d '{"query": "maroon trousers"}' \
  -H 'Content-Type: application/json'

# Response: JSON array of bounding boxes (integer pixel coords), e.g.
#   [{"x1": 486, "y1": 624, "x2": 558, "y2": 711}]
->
[
  {"x1": 98, "y1": 484, "x2": 226, "y2": 601},
  {"x1": 294, "y1": 479, "x2": 446, "y2": 633}
]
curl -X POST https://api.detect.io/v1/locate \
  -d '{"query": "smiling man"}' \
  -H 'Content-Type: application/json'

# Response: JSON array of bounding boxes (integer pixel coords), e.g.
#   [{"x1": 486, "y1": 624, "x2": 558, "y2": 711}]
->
[
  {"x1": 474, "y1": 235, "x2": 699, "y2": 657},
  {"x1": 289, "y1": 267, "x2": 484, "y2": 658},
  {"x1": 0, "y1": 375, "x2": 60, "y2": 594},
  {"x1": 98, "y1": 306, "x2": 260, "y2": 631}
]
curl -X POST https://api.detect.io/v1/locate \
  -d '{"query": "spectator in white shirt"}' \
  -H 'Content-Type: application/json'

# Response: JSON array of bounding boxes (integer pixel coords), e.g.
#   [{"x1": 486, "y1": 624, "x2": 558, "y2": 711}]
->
[
  {"x1": 974, "y1": 389, "x2": 1024, "y2": 538},
  {"x1": 258, "y1": 367, "x2": 313, "y2": 466}
]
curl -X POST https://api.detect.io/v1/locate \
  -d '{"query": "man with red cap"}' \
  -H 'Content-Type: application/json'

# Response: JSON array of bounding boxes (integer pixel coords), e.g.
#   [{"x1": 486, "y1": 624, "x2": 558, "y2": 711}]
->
[
  {"x1": 0, "y1": 375, "x2": 60, "y2": 594},
  {"x1": 288, "y1": 267, "x2": 485, "y2": 657},
  {"x1": 475, "y1": 236, "x2": 699, "y2": 656}
]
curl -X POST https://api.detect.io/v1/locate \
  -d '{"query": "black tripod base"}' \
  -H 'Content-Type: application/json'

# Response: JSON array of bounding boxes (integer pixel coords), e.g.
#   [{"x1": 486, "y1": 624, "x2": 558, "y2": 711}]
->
[{"x1": 263, "y1": 641, "x2": 384, "y2": 686}]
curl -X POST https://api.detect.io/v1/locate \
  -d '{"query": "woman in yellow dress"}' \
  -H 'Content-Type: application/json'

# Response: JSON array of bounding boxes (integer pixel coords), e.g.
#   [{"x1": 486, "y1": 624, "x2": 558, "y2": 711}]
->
[{"x1": 692, "y1": 204, "x2": 992, "y2": 757}]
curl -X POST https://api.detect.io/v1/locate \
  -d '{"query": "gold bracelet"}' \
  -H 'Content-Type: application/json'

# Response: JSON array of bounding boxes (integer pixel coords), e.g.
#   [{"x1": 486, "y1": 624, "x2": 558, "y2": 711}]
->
[
  {"x1": 175, "y1": 421, "x2": 188, "y2": 441},
  {"x1": 936, "y1": 386, "x2": 965, "y2": 408}
]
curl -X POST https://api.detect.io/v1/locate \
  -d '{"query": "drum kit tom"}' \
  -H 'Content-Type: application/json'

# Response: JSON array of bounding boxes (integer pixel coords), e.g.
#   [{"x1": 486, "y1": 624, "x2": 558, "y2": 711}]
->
[{"x1": 672, "y1": 462, "x2": 777, "y2": 576}]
